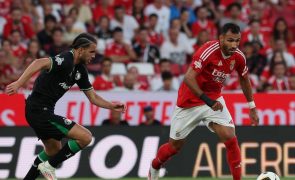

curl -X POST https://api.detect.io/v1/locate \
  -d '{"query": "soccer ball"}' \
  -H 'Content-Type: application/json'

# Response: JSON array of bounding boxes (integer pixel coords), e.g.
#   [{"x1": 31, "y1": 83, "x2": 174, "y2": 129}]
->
[{"x1": 257, "y1": 171, "x2": 280, "y2": 180}]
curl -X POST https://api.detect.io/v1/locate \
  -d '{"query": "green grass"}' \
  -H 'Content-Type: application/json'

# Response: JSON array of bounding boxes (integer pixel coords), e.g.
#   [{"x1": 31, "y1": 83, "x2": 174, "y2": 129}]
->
[{"x1": 7, "y1": 178, "x2": 294, "y2": 180}]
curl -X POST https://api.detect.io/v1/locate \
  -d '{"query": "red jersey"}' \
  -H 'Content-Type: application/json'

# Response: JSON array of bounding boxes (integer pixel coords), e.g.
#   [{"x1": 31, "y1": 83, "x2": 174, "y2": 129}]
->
[{"x1": 177, "y1": 41, "x2": 248, "y2": 108}]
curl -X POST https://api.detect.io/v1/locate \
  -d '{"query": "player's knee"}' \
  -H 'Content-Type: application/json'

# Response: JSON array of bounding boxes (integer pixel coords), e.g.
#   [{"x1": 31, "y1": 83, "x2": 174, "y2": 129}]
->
[{"x1": 80, "y1": 130, "x2": 92, "y2": 148}]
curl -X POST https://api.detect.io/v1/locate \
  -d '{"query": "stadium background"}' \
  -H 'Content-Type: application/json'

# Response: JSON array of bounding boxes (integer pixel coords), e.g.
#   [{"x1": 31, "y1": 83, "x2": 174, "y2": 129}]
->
[{"x1": 1, "y1": 0, "x2": 295, "y2": 179}]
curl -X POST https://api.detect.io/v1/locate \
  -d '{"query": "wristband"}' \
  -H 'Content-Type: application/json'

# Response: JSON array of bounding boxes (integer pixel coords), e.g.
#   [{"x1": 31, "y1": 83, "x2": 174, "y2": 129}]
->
[
  {"x1": 248, "y1": 101, "x2": 256, "y2": 109},
  {"x1": 200, "y1": 94, "x2": 216, "y2": 107}
]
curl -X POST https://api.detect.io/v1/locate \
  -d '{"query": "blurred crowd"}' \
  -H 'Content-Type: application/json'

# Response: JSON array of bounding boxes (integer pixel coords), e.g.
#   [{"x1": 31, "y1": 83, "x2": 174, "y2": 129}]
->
[{"x1": 1, "y1": 0, "x2": 295, "y2": 93}]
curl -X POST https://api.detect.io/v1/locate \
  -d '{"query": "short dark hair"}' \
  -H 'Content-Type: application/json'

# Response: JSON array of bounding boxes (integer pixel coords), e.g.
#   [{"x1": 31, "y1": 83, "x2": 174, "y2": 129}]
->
[
  {"x1": 149, "y1": 13, "x2": 158, "y2": 19},
  {"x1": 227, "y1": 2, "x2": 242, "y2": 12},
  {"x1": 220, "y1": 23, "x2": 240, "y2": 35},
  {"x1": 101, "y1": 57, "x2": 112, "y2": 64},
  {"x1": 159, "y1": 58, "x2": 170, "y2": 65},
  {"x1": 44, "y1": 14, "x2": 57, "y2": 23},
  {"x1": 112, "y1": 27, "x2": 123, "y2": 34},
  {"x1": 70, "y1": 33, "x2": 97, "y2": 49}
]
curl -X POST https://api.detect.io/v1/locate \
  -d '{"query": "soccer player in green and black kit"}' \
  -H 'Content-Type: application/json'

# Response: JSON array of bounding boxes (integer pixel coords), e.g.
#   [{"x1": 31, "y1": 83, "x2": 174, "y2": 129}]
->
[{"x1": 6, "y1": 33, "x2": 126, "y2": 180}]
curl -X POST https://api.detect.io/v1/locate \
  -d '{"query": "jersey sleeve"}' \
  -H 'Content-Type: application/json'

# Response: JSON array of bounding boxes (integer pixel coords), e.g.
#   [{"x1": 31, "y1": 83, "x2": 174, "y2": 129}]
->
[
  {"x1": 235, "y1": 49, "x2": 248, "y2": 77},
  {"x1": 48, "y1": 53, "x2": 72, "y2": 73},
  {"x1": 76, "y1": 65, "x2": 93, "y2": 91},
  {"x1": 190, "y1": 41, "x2": 218, "y2": 73}
]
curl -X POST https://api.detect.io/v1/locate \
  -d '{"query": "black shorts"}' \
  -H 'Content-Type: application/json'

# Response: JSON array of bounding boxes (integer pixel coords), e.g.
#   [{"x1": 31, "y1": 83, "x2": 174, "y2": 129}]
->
[{"x1": 25, "y1": 101, "x2": 76, "y2": 140}]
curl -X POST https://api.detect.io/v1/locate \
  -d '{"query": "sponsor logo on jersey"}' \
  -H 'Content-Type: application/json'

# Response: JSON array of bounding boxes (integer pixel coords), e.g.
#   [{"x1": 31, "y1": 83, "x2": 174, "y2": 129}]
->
[
  {"x1": 230, "y1": 60, "x2": 235, "y2": 70},
  {"x1": 59, "y1": 82, "x2": 72, "y2": 90},
  {"x1": 55, "y1": 55, "x2": 64, "y2": 65},
  {"x1": 218, "y1": 60, "x2": 223, "y2": 66},
  {"x1": 75, "y1": 71, "x2": 81, "y2": 80},
  {"x1": 212, "y1": 69, "x2": 230, "y2": 83}
]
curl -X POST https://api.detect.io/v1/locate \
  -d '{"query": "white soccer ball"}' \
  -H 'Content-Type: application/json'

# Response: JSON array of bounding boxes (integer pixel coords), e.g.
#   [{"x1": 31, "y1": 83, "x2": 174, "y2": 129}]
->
[{"x1": 257, "y1": 172, "x2": 280, "y2": 180}]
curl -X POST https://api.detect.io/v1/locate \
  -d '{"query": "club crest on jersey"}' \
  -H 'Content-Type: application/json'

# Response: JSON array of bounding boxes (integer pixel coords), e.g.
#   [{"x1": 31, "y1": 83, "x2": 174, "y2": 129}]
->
[
  {"x1": 64, "y1": 118, "x2": 72, "y2": 125},
  {"x1": 55, "y1": 55, "x2": 64, "y2": 65},
  {"x1": 75, "y1": 71, "x2": 81, "y2": 80},
  {"x1": 194, "y1": 60, "x2": 202, "y2": 69},
  {"x1": 230, "y1": 60, "x2": 235, "y2": 70}
]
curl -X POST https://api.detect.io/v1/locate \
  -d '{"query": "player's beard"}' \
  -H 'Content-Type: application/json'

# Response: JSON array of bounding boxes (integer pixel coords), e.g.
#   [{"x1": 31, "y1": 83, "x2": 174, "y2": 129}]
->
[{"x1": 224, "y1": 45, "x2": 235, "y2": 56}]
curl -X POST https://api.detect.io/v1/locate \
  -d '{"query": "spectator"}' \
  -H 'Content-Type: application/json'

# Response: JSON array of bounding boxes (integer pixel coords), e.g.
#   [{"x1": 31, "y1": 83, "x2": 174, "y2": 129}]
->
[
  {"x1": 145, "y1": 0, "x2": 170, "y2": 34},
  {"x1": 192, "y1": 6, "x2": 217, "y2": 39},
  {"x1": 22, "y1": 40, "x2": 43, "y2": 90},
  {"x1": 127, "y1": 66, "x2": 149, "y2": 90},
  {"x1": 110, "y1": 5, "x2": 139, "y2": 41},
  {"x1": 92, "y1": 57, "x2": 122, "y2": 91},
  {"x1": 289, "y1": 74, "x2": 295, "y2": 90},
  {"x1": 95, "y1": 16, "x2": 112, "y2": 40},
  {"x1": 132, "y1": 0, "x2": 146, "y2": 25},
  {"x1": 179, "y1": 8, "x2": 193, "y2": 38},
  {"x1": 113, "y1": 73, "x2": 140, "y2": 91},
  {"x1": 105, "y1": 27, "x2": 137, "y2": 63},
  {"x1": 133, "y1": 27, "x2": 160, "y2": 64},
  {"x1": 170, "y1": 0, "x2": 183, "y2": 21},
  {"x1": 241, "y1": 20, "x2": 270, "y2": 48},
  {"x1": 37, "y1": 14, "x2": 57, "y2": 50},
  {"x1": 170, "y1": 18, "x2": 191, "y2": 44},
  {"x1": 92, "y1": 0, "x2": 114, "y2": 22},
  {"x1": 63, "y1": 16, "x2": 80, "y2": 45},
  {"x1": 64, "y1": 0, "x2": 93, "y2": 24},
  {"x1": 156, "y1": 71, "x2": 177, "y2": 91},
  {"x1": 35, "y1": 0, "x2": 62, "y2": 24},
  {"x1": 140, "y1": 105, "x2": 161, "y2": 126},
  {"x1": 267, "y1": 39, "x2": 295, "y2": 68},
  {"x1": 193, "y1": 29, "x2": 210, "y2": 51},
  {"x1": 46, "y1": 28, "x2": 68, "y2": 56},
  {"x1": 102, "y1": 109, "x2": 129, "y2": 126},
  {"x1": 67, "y1": 7, "x2": 87, "y2": 33},
  {"x1": 146, "y1": 14, "x2": 164, "y2": 47},
  {"x1": 95, "y1": 15, "x2": 112, "y2": 53},
  {"x1": 9, "y1": 30, "x2": 27, "y2": 59},
  {"x1": 271, "y1": 17, "x2": 293, "y2": 47},
  {"x1": 160, "y1": 28, "x2": 193, "y2": 65},
  {"x1": 0, "y1": 49, "x2": 13, "y2": 91},
  {"x1": 3, "y1": 7, "x2": 35, "y2": 40},
  {"x1": 266, "y1": 61, "x2": 290, "y2": 91},
  {"x1": 219, "y1": 3, "x2": 247, "y2": 31},
  {"x1": 151, "y1": 59, "x2": 180, "y2": 91},
  {"x1": 243, "y1": 41, "x2": 267, "y2": 77}
]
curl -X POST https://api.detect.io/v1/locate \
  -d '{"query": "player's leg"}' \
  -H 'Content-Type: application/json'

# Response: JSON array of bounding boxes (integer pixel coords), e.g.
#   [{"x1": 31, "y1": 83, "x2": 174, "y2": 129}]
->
[
  {"x1": 46, "y1": 123, "x2": 92, "y2": 168},
  {"x1": 23, "y1": 151, "x2": 50, "y2": 180},
  {"x1": 210, "y1": 123, "x2": 241, "y2": 180},
  {"x1": 37, "y1": 139, "x2": 62, "y2": 180},
  {"x1": 149, "y1": 105, "x2": 204, "y2": 180},
  {"x1": 204, "y1": 97, "x2": 241, "y2": 180},
  {"x1": 24, "y1": 104, "x2": 62, "y2": 180}
]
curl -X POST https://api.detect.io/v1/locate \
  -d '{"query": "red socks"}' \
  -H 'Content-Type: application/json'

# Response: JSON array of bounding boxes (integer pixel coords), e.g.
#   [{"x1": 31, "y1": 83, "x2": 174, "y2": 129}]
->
[
  {"x1": 224, "y1": 136, "x2": 241, "y2": 180},
  {"x1": 152, "y1": 143, "x2": 178, "y2": 170}
]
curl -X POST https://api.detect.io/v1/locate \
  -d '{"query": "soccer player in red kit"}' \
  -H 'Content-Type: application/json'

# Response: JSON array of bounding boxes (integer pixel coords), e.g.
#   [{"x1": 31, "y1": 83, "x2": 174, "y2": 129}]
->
[{"x1": 148, "y1": 23, "x2": 259, "y2": 180}]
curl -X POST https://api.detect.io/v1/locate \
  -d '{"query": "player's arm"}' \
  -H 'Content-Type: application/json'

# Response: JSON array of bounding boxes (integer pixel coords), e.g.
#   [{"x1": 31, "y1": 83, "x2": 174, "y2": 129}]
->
[
  {"x1": 84, "y1": 89, "x2": 126, "y2": 112},
  {"x1": 184, "y1": 67, "x2": 223, "y2": 111},
  {"x1": 239, "y1": 74, "x2": 259, "y2": 125},
  {"x1": 5, "y1": 58, "x2": 51, "y2": 95}
]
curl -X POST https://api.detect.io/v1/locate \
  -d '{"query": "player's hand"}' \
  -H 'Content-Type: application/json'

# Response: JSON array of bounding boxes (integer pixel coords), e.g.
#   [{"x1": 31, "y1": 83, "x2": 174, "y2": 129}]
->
[
  {"x1": 249, "y1": 108, "x2": 259, "y2": 126},
  {"x1": 5, "y1": 81, "x2": 21, "y2": 95},
  {"x1": 211, "y1": 101, "x2": 223, "y2": 112},
  {"x1": 111, "y1": 102, "x2": 126, "y2": 113}
]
